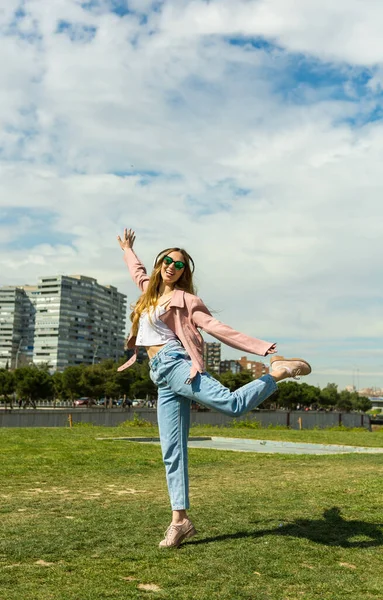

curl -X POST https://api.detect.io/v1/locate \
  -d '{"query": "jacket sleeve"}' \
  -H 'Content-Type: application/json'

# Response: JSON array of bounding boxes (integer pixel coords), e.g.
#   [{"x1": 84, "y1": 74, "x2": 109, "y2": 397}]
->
[
  {"x1": 123, "y1": 248, "x2": 150, "y2": 292},
  {"x1": 190, "y1": 297, "x2": 275, "y2": 357}
]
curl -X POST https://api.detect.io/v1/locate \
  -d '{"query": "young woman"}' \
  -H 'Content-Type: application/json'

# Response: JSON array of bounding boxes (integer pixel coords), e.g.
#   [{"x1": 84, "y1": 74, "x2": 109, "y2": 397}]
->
[{"x1": 117, "y1": 228, "x2": 311, "y2": 549}]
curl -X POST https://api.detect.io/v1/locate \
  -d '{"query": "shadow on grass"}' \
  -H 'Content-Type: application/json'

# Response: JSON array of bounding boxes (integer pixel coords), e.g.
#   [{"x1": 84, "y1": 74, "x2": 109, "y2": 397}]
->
[{"x1": 188, "y1": 507, "x2": 383, "y2": 549}]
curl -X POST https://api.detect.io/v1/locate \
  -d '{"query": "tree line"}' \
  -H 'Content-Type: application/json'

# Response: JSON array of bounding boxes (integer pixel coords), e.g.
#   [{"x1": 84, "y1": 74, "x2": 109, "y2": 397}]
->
[
  {"x1": 212, "y1": 371, "x2": 372, "y2": 412},
  {"x1": 0, "y1": 359, "x2": 156, "y2": 408},
  {"x1": 0, "y1": 361, "x2": 372, "y2": 412}
]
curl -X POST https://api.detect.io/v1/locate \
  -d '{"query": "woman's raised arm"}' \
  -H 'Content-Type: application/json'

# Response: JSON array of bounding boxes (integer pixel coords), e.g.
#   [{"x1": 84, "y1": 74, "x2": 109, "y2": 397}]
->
[
  {"x1": 117, "y1": 228, "x2": 150, "y2": 292},
  {"x1": 190, "y1": 296, "x2": 276, "y2": 356}
]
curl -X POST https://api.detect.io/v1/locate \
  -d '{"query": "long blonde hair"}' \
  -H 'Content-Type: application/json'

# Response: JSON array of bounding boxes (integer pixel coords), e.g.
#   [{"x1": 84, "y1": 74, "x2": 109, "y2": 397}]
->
[{"x1": 130, "y1": 247, "x2": 196, "y2": 336}]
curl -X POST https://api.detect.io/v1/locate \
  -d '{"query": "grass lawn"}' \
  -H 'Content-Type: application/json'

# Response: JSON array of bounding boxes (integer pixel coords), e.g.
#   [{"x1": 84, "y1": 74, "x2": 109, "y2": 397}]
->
[{"x1": 0, "y1": 424, "x2": 382, "y2": 600}]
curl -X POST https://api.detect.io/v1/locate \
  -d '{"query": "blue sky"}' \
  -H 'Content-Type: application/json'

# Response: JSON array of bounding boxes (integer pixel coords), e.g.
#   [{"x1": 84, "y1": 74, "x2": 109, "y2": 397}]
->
[
  {"x1": 0, "y1": 208, "x2": 76, "y2": 249},
  {"x1": 0, "y1": 0, "x2": 383, "y2": 390}
]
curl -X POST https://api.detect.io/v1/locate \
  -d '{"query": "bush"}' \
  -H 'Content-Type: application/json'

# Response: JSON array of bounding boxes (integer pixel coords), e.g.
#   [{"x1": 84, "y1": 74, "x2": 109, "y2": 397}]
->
[
  {"x1": 119, "y1": 414, "x2": 154, "y2": 428},
  {"x1": 229, "y1": 418, "x2": 262, "y2": 429},
  {"x1": 325, "y1": 425, "x2": 366, "y2": 432}
]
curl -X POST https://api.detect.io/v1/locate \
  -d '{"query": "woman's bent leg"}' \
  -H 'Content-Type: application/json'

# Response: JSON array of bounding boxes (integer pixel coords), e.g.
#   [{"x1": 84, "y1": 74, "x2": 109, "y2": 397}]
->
[
  {"x1": 157, "y1": 383, "x2": 191, "y2": 510},
  {"x1": 164, "y1": 360, "x2": 277, "y2": 417}
]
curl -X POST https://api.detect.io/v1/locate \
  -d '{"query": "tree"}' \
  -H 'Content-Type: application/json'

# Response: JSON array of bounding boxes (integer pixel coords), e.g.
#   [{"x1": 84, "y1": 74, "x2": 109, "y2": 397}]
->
[
  {"x1": 319, "y1": 383, "x2": 339, "y2": 409},
  {"x1": 104, "y1": 380, "x2": 122, "y2": 400},
  {"x1": 116, "y1": 363, "x2": 137, "y2": 398},
  {"x1": 98, "y1": 360, "x2": 125, "y2": 402},
  {"x1": 130, "y1": 378, "x2": 157, "y2": 399},
  {"x1": 274, "y1": 381, "x2": 304, "y2": 409},
  {"x1": 52, "y1": 371, "x2": 68, "y2": 401},
  {"x1": 62, "y1": 365, "x2": 85, "y2": 401},
  {"x1": 336, "y1": 390, "x2": 353, "y2": 412},
  {"x1": 0, "y1": 369, "x2": 15, "y2": 408},
  {"x1": 80, "y1": 365, "x2": 106, "y2": 399},
  {"x1": 14, "y1": 365, "x2": 53, "y2": 408},
  {"x1": 353, "y1": 395, "x2": 372, "y2": 413},
  {"x1": 299, "y1": 383, "x2": 321, "y2": 408},
  {"x1": 127, "y1": 360, "x2": 157, "y2": 399}
]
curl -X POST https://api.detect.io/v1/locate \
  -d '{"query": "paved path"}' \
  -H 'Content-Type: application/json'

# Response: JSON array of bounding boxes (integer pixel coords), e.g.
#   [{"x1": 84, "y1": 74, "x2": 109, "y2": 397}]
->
[{"x1": 98, "y1": 436, "x2": 383, "y2": 455}]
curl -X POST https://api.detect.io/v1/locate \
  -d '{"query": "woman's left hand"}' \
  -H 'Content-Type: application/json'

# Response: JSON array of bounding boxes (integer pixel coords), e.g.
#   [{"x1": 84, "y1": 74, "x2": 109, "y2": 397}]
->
[{"x1": 266, "y1": 343, "x2": 277, "y2": 355}]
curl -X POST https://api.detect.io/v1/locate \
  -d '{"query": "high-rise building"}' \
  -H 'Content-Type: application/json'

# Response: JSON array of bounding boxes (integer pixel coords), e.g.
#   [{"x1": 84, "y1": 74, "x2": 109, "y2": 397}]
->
[
  {"x1": 203, "y1": 342, "x2": 221, "y2": 373},
  {"x1": 0, "y1": 286, "x2": 38, "y2": 369},
  {"x1": 0, "y1": 286, "x2": 24, "y2": 369},
  {"x1": 20, "y1": 286, "x2": 38, "y2": 366},
  {"x1": 0, "y1": 275, "x2": 127, "y2": 371},
  {"x1": 33, "y1": 275, "x2": 126, "y2": 371}
]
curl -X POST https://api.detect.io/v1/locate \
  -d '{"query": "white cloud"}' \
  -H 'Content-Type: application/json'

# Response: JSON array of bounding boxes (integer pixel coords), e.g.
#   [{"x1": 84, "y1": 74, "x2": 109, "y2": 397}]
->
[
  {"x1": 159, "y1": 0, "x2": 383, "y2": 65},
  {"x1": 0, "y1": 0, "x2": 382, "y2": 389}
]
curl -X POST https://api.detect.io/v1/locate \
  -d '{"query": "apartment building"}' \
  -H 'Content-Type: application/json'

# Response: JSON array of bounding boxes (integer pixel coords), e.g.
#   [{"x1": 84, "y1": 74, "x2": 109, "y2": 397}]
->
[
  {"x1": 0, "y1": 275, "x2": 127, "y2": 371},
  {"x1": 203, "y1": 342, "x2": 221, "y2": 373},
  {"x1": 33, "y1": 275, "x2": 126, "y2": 371},
  {"x1": 219, "y1": 359, "x2": 242, "y2": 375},
  {"x1": 0, "y1": 286, "x2": 38, "y2": 369},
  {"x1": 238, "y1": 356, "x2": 269, "y2": 378}
]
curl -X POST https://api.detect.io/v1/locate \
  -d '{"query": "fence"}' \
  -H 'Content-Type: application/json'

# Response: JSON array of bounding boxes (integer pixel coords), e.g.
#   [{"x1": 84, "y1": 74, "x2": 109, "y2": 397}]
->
[{"x1": 0, "y1": 408, "x2": 371, "y2": 430}]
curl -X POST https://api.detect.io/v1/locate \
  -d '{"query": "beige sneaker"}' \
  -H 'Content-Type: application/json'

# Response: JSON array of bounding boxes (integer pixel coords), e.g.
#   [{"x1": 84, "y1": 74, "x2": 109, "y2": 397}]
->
[
  {"x1": 270, "y1": 356, "x2": 312, "y2": 380},
  {"x1": 159, "y1": 519, "x2": 196, "y2": 549}
]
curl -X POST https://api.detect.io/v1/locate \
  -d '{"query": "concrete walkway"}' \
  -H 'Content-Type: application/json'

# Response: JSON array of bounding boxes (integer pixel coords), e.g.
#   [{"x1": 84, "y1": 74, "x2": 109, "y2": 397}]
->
[{"x1": 97, "y1": 436, "x2": 383, "y2": 455}]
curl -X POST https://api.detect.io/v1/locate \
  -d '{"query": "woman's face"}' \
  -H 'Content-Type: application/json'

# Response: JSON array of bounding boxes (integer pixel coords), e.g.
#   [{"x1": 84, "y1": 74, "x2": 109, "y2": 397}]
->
[{"x1": 160, "y1": 250, "x2": 186, "y2": 287}]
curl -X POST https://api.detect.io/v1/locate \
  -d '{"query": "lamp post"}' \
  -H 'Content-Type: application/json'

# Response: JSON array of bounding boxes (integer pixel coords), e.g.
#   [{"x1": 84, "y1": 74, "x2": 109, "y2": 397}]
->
[
  {"x1": 92, "y1": 343, "x2": 99, "y2": 366},
  {"x1": 15, "y1": 338, "x2": 24, "y2": 370},
  {"x1": 352, "y1": 365, "x2": 360, "y2": 392}
]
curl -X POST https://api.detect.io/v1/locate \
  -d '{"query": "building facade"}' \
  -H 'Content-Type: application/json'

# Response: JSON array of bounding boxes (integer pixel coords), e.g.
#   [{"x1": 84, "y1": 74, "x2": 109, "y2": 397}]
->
[
  {"x1": 0, "y1": 275, "x2": 127, "y2": 371},
  {"x1": 0, "y1": 286, "x2": 38, "y2": 369},
  {"x1": 238, "y1": 356, "x2": 269, "y2": 378},
  {"x1": 219, "y1": 359, "x2": 242, "y2": 374},
  {"x1": 203, "y1": 342, "x2": 221, "y2": 374}
]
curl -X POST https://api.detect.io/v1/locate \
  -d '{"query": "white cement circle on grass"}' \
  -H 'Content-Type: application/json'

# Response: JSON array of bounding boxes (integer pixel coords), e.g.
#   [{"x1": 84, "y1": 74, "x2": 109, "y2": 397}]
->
[
  {"x1": 187, "y1": 437, "x2": 383, "y2": 454},
  {"x1": 97, "y1": 436, "x2": 383, "y2": 455}
]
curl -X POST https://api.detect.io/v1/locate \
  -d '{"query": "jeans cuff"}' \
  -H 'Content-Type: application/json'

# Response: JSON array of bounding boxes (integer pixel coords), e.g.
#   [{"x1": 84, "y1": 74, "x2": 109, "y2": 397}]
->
[{"x1": 262, "y1": 373, "x2": 278, "y2": 392}]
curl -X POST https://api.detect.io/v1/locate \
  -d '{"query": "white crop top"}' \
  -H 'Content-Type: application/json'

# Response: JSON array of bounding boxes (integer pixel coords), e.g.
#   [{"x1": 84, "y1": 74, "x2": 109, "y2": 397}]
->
[{"x1": 136, "y1": 304, "x2": 177, "y2": 347}]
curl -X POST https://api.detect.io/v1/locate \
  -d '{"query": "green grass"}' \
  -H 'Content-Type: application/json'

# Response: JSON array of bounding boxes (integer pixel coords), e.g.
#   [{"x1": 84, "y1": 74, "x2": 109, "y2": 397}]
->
[
  {"x1": 113, "y1": 418, "x2": 383, "y2": 447},
  {"x1": 0, "y1": 425, "x2": 382, "y2": 600}
]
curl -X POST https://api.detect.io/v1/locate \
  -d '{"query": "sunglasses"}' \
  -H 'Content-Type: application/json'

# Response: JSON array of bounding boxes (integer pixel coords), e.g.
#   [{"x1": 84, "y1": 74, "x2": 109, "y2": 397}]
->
[{"x1": 163, "y1": 256, "x2": 186, "y2": 270}]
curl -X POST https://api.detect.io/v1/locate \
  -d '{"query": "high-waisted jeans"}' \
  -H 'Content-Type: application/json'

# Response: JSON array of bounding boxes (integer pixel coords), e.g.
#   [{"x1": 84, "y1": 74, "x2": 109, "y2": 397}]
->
[{"x1": 149, "y1": 340, "x2": 277, "y2": 510}]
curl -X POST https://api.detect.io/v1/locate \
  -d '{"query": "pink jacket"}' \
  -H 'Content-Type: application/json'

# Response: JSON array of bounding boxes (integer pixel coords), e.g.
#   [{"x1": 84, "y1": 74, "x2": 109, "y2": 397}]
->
[{"x1": 117, "y1": 248, "x2": 274, "y2": 379}]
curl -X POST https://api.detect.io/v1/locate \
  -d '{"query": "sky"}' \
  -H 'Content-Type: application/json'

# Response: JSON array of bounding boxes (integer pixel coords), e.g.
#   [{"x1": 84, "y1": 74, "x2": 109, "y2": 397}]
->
[{"x1": 0, "y1": 0, "x2": 383, "y2": 390}]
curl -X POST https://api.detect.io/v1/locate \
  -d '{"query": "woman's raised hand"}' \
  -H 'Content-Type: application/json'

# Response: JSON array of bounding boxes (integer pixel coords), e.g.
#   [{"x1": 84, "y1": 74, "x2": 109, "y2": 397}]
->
[
  {"x1": 117, "y1": 228, "x2": 136, "y2": 251},
  {"x1": 266, "y1": 343, "x2": 277, "y2": 355}
]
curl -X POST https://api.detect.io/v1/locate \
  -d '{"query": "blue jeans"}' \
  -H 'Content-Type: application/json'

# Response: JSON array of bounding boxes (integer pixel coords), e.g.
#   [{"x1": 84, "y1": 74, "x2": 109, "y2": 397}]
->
[{"x1": 149, "y1": 340, "x2": 277, "y2": 510}]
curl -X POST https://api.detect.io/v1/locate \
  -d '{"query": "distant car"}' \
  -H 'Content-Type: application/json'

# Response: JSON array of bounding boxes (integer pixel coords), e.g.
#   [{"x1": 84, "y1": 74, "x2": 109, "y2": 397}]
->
[
  {"x1": 96, "y1": 398, "x2": 123, "y2": 407},
  {"x1": 116, "y1": 398, "x2": 133, "y2": 407},
  {"x1": 73, "y1": 397, "x2": 95, "y2": 407}
]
